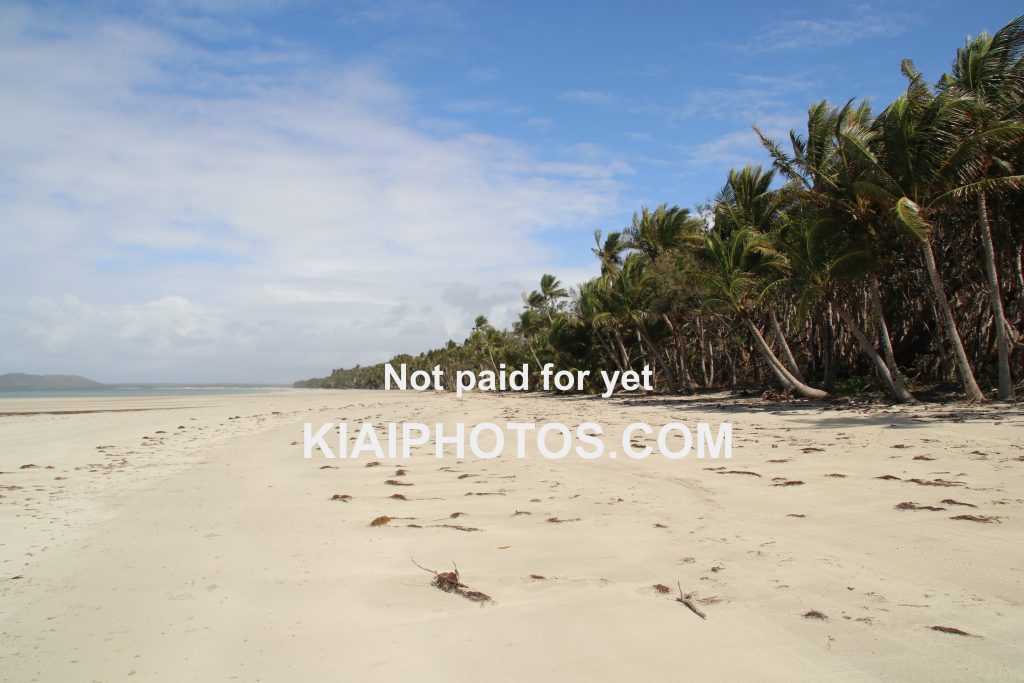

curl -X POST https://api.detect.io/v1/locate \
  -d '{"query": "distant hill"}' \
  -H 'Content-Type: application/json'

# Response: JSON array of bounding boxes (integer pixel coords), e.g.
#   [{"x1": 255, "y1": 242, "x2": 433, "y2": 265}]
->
[{"x1": 0, "y1": 373, "x2": 106, "y2": 390}]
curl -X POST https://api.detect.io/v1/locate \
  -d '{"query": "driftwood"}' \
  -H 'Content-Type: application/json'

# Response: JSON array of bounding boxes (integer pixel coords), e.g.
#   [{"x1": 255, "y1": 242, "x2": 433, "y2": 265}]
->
[
  {"x1": 930, "y1": 625, "x2": 978, "y2": 637},
  {"x1": 676, "y1": 582, "x2": 706, "y2": 620},
  {"x1": 412, "y1": 558, "x2": 492, "y2": 603}
]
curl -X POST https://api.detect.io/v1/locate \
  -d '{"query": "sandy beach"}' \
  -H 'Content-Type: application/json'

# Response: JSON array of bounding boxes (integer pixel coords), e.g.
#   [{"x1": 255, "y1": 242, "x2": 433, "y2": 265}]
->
[{"x1": 0, "y1": 390, "x2": 1021, "y2": 681}]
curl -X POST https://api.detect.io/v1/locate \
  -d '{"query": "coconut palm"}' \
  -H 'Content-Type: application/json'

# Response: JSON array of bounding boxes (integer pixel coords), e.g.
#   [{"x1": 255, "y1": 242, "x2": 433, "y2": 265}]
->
[
  {"x1": 759, "y1": 100, "x2": 918, "y2": 401},
  {"x1": 939, "y1": 16, "x2": 1024, "y2": 398},
  {"x1": 700, "y1": 228, "x2": 828, "y2": 399},
  {"x1": 592, "y1": 229, "x2": 626, "y2": 275},
  {"x1": 842, "y1": 62, "x2": 997, "y2": 400}
]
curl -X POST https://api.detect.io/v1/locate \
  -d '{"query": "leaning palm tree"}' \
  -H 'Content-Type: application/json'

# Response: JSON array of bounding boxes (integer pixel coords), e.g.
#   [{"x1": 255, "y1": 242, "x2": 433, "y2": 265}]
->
[
  {"x1": 783, "y1": 216, "x2": 918, "y2": 402},
  {"x1": 701, "y1": 228, "x2": 828, "y2": 398},
  {"x1": 715, "y1": 165, "x2": 806, "y2": 382},
  {"x1": 843, "y1": 62, "x2": 1003, "y2": 400},
  {"x1": 939, "y1": 15, "x2": 1024, "y2": 398},
  {"x1": 759, "y1": 100, "x2": 917, "y2": 398}
]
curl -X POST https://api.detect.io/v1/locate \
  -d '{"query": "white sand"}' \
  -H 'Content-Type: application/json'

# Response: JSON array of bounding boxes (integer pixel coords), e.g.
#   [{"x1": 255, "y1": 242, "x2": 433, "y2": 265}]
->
[{"x1": 1, "y1": 389, "x2": 1022, "y2": 681}]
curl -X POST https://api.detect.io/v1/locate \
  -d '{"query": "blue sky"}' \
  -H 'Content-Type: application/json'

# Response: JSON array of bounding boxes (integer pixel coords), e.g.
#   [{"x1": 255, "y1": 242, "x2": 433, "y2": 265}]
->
[{"x1": 0, "y1": 0, "x2": 1020, "y2": 382}]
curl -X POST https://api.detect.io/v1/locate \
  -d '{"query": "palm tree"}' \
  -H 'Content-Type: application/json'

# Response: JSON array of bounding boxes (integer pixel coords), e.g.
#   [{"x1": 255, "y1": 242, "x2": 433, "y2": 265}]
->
[
  {"x1": 940, "y1": 16, "x2": 1024, "y2": 398},
  {"x1": 714, "y1": 165, "x2": 808, "y2": 383},
  {"x1": 701, "y1": 228, "x2": 828, "y2": 399},
  {"x1": 783, "y1": 215, "x2": 918, "y2": 402},
  {"x1": 623, "y1": 203, "x2": 705, "y2": 392},
  {"x1": 759, "y1": 101, "x2": 918, "y2": 402},
  {"x1": 592, "y1": 230, "x2": 626, "y2": 275},
  {"x1": 537, "y1": 274, "x2": 569, "y2": 322},
  {"x1": 609, "y1": 254, "x2": 678, "y2": 393},
  {"x1": 843, "y1": 62, "x2": 994, "y2": 399},
  {"x1": 623, "y1": 204, "x2": 703, "y2": 258}
]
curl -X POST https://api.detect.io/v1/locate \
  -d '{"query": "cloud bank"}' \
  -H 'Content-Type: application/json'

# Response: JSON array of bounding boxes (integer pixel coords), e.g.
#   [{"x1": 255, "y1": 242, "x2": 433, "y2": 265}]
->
[{"x1": 0, "y1": 4, "x2": 622, "y2": 382}]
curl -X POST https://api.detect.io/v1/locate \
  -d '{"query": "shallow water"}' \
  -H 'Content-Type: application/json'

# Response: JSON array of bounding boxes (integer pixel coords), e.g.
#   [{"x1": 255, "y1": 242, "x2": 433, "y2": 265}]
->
[{"x1": 0, "y1": 386, "x2": 283, "y2": 399}]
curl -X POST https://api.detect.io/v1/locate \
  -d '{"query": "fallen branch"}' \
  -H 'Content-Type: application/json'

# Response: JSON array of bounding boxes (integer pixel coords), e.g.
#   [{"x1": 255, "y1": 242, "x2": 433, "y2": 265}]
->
[{"x1": 676, "y1": 581, "x2": 706, "y2": 620}]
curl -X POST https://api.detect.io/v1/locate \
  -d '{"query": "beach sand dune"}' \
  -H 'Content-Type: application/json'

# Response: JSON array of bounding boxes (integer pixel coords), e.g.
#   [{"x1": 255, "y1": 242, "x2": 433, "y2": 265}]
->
[{"x1": 1, "y1": 390, "x2": 1022, "y2": 681}]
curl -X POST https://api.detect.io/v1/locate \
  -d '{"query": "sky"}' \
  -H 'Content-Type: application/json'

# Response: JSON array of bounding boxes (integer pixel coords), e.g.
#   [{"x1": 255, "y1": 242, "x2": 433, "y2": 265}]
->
[{"x1": 0, "y1": 0, "x2": 1019, "y2": 383}]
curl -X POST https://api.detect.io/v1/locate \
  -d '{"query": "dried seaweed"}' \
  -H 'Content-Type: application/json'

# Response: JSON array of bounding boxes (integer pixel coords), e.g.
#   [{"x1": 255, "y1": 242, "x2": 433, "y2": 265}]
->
[{"x1": 412, "y1": 558, "x2": 492, "y2": 603}]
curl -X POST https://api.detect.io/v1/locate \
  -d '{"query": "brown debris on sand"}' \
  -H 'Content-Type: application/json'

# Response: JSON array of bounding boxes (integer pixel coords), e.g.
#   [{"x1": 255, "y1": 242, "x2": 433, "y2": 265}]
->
[
  {"x1": 385, "y1": 479, "x2": 413, "y2": 486},
  {"x1": 906, "y1": 478, "x2": 964, "y2": 487},
  {"x1": 364, "y1": 461, "x2": 381, "y2": 468},
  {"x1": 930, "y1": 625, "x2": 979, "y2": 637},
  {"x1": 772, "y1": 480, "x2": 805, "y2": 487},
  {"x1": 412, "y1": 558, "x2": 492, "y2": 603},
  {"x1": 719, "y1": 470, "x2": 762, "y2": 477},
  {"x1": 330, "y1": 494, "x2": 352, "y2": 502},
  {"x1": 825, "y1": 473, "x2": 847, "y2": 478},
  {"x1": 389, "y1": 493, "x2": 408, "y2": 500},
  {"x1": 913, "y1": 455, "x2": 936, "y2": 461},
  {"x1": 895, "y1": 502, "x2": 946, "y2": 511},
  {"x1": 941, "y1": 499, "x2": 977, "y2": 507},
  {"x1": 529, "y1": 574, "x2": 547, "y2": 580},
  {"x1": 802, "y1": 610, "x2": 828, "y2": 620},
  {"x1": 653, "y1": 583, "x2": 671, "y2": 593},
  {"x1": 546, "y1": 516, "x2": 580, "y2": 523},
  {"x1": 512, "y1": 510, "x2": 532, "y2": 516},
  {"x1": 394, "y1": 468, "x2": 408, "y2": 476},
  {"x1": 875, "y1": 475, "x2": 901, "y2": 480},
  {"x1": 950, "y1": 514, "x2": 1001, "y2": 523},
  {"x1": 369, "y1": 515, "x2": 392, "y2": 527}
]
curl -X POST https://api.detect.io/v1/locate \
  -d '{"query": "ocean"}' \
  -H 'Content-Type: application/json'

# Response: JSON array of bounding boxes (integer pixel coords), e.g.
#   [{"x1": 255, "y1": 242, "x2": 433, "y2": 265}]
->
[{"x1": 0, "y1": 386, "x2": 286, "y2": 399}]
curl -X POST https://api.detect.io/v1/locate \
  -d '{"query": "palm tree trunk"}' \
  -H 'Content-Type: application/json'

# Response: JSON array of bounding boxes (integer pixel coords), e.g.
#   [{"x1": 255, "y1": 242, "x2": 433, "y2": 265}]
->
[
  {"x1": 663, "y1": 314, "x2": 697, "y2": 393},
  {"x1": 612, "y1": 327, "x2": 630, "y2": 371},
  {"x1": 920, "y1": 238, "x2": 985, "y2": 400},
  {"x1": 637, "y1": 325, "x2": 677, "y2": 393},
  {"x1": 743, "y1": 316, "x2": 828, "y2": 399},
  {"x1": 822, "y1": 302, "x2": 837, "y2": 393},
  {"x1": 836, "y1": 304, "x2": 918, "y2": 403},
  {"x1": 976, "y1": 193, "x2": 1014, "y2": 400},
  {"x1": 769, "y1": 309, "x2": 804, "y2": 382},
  {"x1": 1014, "y1": 245, "x2": 1024, "y2": 315},
  {"x1": 597, "y1": 330, "x2": 626, "y2": 374},
  {"x1": 868, "y1": 274, "x2": 899, "y2": 371},
  {"x1": 866, "y1": 274, "x2": 916, "y2": 402}
]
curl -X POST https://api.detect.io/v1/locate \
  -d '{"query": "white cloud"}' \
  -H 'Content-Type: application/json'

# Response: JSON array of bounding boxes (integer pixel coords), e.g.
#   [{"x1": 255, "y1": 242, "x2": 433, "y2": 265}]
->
[
  {"x1": 0, "y1": 4, "x2": 623, "y2": 382},
  {"x1": 743, "y1": 7, "x2": 910, "y2": 52}
]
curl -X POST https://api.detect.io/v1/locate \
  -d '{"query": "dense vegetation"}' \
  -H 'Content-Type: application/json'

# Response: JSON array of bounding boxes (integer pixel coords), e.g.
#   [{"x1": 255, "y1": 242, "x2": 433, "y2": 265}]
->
[{"x1": 297, "y1": 17, "x2": 1024, "y2": 402}]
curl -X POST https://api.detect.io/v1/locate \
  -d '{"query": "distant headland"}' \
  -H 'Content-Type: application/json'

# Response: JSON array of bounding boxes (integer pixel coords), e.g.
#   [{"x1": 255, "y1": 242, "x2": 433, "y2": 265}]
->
[{"x1": 0, "y1": 373, "x2": 106, "y2": 391}]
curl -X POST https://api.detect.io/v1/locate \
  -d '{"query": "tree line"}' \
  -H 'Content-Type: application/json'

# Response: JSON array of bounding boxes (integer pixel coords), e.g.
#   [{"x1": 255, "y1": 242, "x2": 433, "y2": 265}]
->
[{"x1": 296, "y1": 16, "x2": 1024, "y2": 402}]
